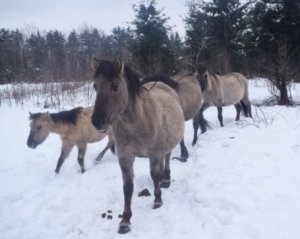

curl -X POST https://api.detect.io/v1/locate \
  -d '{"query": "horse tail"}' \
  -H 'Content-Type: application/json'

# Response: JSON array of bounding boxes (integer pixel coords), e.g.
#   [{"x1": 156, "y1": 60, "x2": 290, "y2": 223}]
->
[
  {"x1": 141, "y1": 75, "x2": 179, "y2": 90},
  {"x1": 240, "y1": 100, "x2": 248, "y2": 117}
]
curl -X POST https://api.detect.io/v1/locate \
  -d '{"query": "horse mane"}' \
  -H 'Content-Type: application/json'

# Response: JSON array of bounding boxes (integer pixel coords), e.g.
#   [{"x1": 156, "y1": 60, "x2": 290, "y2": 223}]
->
[
  {"x1": 124, "y1": 65, "x2": 141, "y2": 100},
  {"x1": 29, "y1": 113, "x2": 43, "y2": 120},
  {"x1": 94, "y1": 60, "x2": 140, "y2": 100},
  {"x1": 50, "y1": 107, "x2": 82, "y2": 125},
  {"x1": 141, "y1": 75, "x2": 178, "y2": 90}
]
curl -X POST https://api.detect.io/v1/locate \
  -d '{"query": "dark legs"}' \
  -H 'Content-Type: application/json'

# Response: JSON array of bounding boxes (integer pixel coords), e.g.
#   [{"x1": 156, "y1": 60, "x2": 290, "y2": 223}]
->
[
  {"x1": 118, "y1": 156, "x2": 134, "y2": 234},
  {"x1": 77, "y1": 144, "x2": 87, "y2": 173},
  {"x1": 172, "y1": 138, "x2": 188, "y2": 162},
  {"x1": 161, "y1": 153, "x2": 171, "y2": 188},
  {"x1": 55, "y1": 142, "x2": 73, "y2": 174},
  {"x1": 217, "y1": 106, "x2": 224, "y2": 127},
  {"x1": 95, "y1": 140, "x2": 114, "y2": 161},
  {"x1": 192, "y1": 103, "x2": 209, "y2": 146},
  {"x1": 150, "y1": 157, "x2": 163, "y2": 209},
  {"x1": 234, "y1": 103, "x2": 241, "y2": 121},
  {"x1": 179, "y1": 139, "x2": 188, "y2": 162}
]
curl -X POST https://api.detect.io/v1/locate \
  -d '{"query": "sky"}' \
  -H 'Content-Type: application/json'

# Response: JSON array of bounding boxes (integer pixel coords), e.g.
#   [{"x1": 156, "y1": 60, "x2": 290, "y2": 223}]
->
[{"x1": 0, "y1": 0, "x2": 188, "y2": 36}]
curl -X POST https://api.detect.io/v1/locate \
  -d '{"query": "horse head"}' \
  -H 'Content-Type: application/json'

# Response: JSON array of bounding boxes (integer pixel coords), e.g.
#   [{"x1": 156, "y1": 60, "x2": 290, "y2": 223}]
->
[
  {"x1": 27, "y1": 112, "x2": 51, "y2": 148},
  {"x1": 91, "y1": 57, "x2": 130, "y2": 132}
]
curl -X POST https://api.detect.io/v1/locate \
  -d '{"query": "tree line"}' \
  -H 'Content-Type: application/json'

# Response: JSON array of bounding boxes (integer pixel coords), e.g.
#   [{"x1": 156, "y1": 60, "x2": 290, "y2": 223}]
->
[{"x1": 1, "y1": 0, "x2": 300, "y2": 105}]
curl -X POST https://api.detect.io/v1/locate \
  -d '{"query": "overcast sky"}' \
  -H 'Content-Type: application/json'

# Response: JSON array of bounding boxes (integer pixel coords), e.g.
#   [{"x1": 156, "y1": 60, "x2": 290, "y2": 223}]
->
[{"x1": 0, "y1": 0, "x2": 188, "y2": 36}]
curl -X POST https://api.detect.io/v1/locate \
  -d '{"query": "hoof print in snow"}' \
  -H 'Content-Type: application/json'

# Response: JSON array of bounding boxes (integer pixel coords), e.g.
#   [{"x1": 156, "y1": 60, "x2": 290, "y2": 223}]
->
[
  {"x1": 138, "y1": 188, "x2": 151, "y2": 197},
  {"x1": 118, "y1": 214, "x2": 123, "y2": 218},
  {"x1": 107, "y1": 215, "x2": 113, "y2": 220},
  {"x1": 107, "y1": 210, "x2": 112, "y2": 213},
  {"x1": 101, "y1": 213, "x2": 106, "y2": 218}
]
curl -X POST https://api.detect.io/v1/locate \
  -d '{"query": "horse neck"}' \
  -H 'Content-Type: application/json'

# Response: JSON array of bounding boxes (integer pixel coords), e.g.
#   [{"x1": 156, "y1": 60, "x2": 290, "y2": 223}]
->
[
  {"x1": 114, "y1": 89, "x2": 148, "y2": 128},
  {"x1": 48, "y1": 115, "x2": 71, "y2": 136}
]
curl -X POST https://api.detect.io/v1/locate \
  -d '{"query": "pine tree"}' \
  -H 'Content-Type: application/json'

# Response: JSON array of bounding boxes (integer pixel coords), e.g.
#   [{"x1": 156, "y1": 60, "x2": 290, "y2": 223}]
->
[
  {"x1": 130, "y1": 0, "x2": 175, "y2": 74},
  {"x1": 248, "y1": 0, "x2": 300, "y2": 105}
]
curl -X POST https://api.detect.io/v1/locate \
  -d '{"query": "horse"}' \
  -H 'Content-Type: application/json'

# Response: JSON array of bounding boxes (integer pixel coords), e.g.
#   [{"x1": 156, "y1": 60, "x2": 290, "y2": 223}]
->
[
  {"x1": 27, "y1": 106, "x2": 114, "y2": 174},
  {"x1": 91, "y1": 58, "x2": 184, "y2": 234},
  {"x1": 141, "y1": 73, "x2": 207, "y2": 162},
  {"x1": 192, "y1": 67, "x2": 252, "y2": 145}
]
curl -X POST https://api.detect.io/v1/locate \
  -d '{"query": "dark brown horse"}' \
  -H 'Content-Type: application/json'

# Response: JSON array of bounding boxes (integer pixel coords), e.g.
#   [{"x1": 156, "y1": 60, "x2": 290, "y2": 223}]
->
[{"x1": 91, "y1": 58, "x2": 184, "y2": 234}]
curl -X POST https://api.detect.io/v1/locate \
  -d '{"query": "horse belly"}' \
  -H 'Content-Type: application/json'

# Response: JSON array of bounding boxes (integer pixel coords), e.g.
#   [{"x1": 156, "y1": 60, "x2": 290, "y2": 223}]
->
[{"x1": 222, "y1": 83, "x2": 244, "y2": 106}]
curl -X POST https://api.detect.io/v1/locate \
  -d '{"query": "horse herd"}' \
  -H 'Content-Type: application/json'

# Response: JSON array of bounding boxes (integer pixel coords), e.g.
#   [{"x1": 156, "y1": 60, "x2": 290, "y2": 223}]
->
[{"x1": 26, "y1": 58, "x2": 252, "y2": 234}]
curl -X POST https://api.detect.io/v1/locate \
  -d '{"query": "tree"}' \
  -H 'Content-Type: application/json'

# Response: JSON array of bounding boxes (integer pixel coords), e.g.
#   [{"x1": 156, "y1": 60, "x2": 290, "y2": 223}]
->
[
  {"x1": 185, "y1": 0, "x2": 252, "y2": 73},
  {"x1": 46, "y1": 30, "x2": 66, "y2": 81},
  {"x1": 248, "y1": 0, "x2": 300, "y2": 105},
  {"x1": 130, "y1": 0, "x2": 175, "y2": 75}
]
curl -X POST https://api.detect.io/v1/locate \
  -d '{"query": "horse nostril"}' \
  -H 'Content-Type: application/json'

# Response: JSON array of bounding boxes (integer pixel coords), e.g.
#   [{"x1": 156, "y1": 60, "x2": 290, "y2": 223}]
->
[{"x1": 91, "y1": 116, "x2": 106, "y2": 131}]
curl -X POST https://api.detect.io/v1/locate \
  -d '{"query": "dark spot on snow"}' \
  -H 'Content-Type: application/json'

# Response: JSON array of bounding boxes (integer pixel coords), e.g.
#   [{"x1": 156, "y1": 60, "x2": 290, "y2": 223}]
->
[{"x1": 138, "y1": 188, "x2": 151, "y2": 197}]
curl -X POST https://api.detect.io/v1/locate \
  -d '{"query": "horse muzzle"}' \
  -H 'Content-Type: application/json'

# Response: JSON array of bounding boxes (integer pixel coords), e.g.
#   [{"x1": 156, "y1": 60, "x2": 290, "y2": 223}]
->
[
  {"x1": 27, "y1": 138, "x2": 38, "y2": 149},
  {"x1": 91, "y1": 116, "x2": 109, "y2": 133}
]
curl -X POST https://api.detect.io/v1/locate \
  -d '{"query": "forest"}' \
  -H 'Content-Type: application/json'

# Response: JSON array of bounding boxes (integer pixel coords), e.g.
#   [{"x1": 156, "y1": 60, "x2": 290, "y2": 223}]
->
[{"x1": 1, "y1": 0, "x2": 300, "y2": 105}]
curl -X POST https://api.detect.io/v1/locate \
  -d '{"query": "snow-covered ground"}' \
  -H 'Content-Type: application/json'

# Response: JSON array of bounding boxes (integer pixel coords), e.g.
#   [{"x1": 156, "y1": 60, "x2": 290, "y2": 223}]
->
[{"x1": 1, "y1": 79, "x2": 300, "y2": 239}]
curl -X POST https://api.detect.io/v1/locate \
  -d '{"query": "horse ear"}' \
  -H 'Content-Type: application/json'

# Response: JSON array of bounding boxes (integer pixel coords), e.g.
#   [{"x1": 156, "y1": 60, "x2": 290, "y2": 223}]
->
[
  {"x1": 113, "y1": 57, "x2": 124, "y2": 75},
  {"x1": 91, "y1": 57, "x2": 101, "y2": 71}
]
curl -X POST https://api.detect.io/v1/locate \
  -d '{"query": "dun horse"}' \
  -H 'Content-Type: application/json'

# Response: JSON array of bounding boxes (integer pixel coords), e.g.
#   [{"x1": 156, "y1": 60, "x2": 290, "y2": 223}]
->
[
  {"x1": 27, "y1": 107, "x2": 114, "y2": 174},
  {"x1": 142, "y1": 73, "x2": 206, "y2": 162},
  {"x1": 193, "y1": 67, "x2": 252, "y2": 145},
  {"x1": 91, "y1": 58, "x2": 184, "y2": 234}
]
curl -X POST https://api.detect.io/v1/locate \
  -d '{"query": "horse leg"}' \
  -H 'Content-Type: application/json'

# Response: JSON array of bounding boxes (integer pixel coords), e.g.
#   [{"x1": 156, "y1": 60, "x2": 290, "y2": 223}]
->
[
  {"x1": 172, "y1": 138, "x2": 188, "y2": 162},
  {"x1": 199, "y1": 103, "x2": 209, "y2": 133},
  {"x1": 95, "y1": 140, "x2": 114, "y2": 162},
  {"x1": 192, "y1": 115, "x2": 199, "y2": 146},
  {"x1": 77, "y1": 144, "x2": 87, "y2": 173},
  {"x1": 55, "y1": 142, "x2": 73, "y2": 174},
  {"x1": 217, "y1": 106, "x2": 224, "y2": 127},
  {"x1": 234, "y1": 103, "x2": 241, "y2": 121},
  {"x1": 150, "y1": 157, "x2": 163, "y2": 209},
  {"x1": 161, "y1": 153, "x2": 171, "y2": 188},
  {"x1": 118, "y1": 156, "x2": 134, "y2": 234},
  {"x1": 193, "y1": 104, "x2": 208, "y2": 146}
]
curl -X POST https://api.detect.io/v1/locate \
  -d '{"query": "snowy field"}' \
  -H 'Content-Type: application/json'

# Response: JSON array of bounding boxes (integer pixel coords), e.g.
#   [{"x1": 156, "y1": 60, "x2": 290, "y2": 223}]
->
[{"x1": 1, "y1": 79, "x2": 300, "y2": 239}]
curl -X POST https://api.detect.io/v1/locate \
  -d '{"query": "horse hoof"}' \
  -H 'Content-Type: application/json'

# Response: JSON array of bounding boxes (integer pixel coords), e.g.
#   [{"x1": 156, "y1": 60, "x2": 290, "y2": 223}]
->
[
  {"x1": 81, "y1": 168, "x2": 86, "y2": 174},
  {"x1": 160, "y1": 180, "x2": 171, "y2": 188},
  {"x1": 118, "y1": 224, "x2": 130, "y2": 234},
  {"x1": 152, "y1": 201, "x2": 163, "y2": 209},
  {"x1": 172, "y1": 156, "x2": 187, "y2": 163}
]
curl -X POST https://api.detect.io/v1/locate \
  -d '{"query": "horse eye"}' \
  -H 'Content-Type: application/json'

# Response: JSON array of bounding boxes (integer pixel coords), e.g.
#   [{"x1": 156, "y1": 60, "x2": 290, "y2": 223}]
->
[
  {"x1": 37, "y1": 125, "x2": 42, "y2": 130},
  {"x1": 111, "y1": 82, "x2": 118, "y2": 92}
]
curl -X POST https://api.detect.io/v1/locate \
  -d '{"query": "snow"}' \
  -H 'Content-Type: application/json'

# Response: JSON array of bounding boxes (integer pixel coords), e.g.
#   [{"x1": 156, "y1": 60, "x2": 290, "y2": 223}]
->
[{"x1": 1, "y1": 79, "x2": 300, "y2": 238}]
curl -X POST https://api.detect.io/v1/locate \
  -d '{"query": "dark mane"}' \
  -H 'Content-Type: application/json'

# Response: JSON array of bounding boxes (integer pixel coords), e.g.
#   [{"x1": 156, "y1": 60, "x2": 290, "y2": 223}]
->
[
  {"x1": 94, "y1": 60, "x2": 141, "y2": 100},
  {"x1": 94, "y1": 60, "x2": 117, "y2": 80},
  {"x1": 50, "y1": 107, "x2": 82, "y2": 125},
  {"x1": 141, "y1": 75, "x2": 178, "y2": 90},
  {"x1": 29, "y1": 113, "x2": 43, "y2": 120},
  {"x1": 124, "y1": 65, "x2": 141, "y2": 100}
]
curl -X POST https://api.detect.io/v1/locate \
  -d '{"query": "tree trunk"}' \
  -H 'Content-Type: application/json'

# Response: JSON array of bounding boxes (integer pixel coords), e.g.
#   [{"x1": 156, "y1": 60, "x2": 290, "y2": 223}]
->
[{"x1": 277, "y1": 81, "x2": 290, "y2": 105}]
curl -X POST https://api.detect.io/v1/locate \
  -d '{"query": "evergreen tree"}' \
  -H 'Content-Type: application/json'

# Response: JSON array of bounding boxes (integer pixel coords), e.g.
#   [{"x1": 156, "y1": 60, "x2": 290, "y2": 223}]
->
[
  {"x1": 46, "y1": 30, "x2": 66, "y2": 81},
  {"x1": 248, "y1": 0, "x2": 300, "y2": 105},
  {"x1": 185, "y1": 0, "x2": 251, "y2": 73},
  {"x1": 26, "y1": 32, "x2": 47, "y2": 81},
  {"x1": 130, "y1": 0, "x2": 175, "y2": 74}
]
